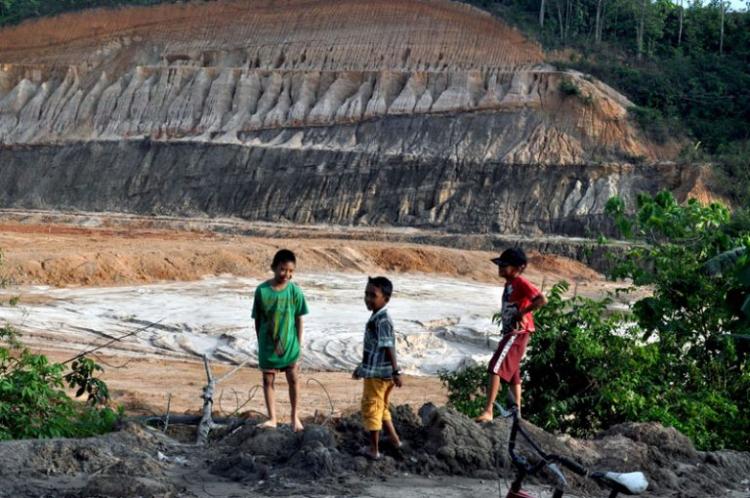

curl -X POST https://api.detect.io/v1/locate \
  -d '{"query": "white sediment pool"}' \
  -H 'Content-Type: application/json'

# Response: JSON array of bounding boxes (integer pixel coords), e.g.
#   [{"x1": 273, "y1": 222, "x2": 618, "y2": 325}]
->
[{"x1": 0, "y1": 273, "x2": 504, "y2": 375}]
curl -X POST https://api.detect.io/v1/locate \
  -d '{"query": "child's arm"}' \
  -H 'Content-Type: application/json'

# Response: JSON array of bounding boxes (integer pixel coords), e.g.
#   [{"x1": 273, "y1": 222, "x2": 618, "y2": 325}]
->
[
  {"x1": 251, "y1": 288, "x2": 261, "y2": 339},
  {"x1": 295, "y1": 286, "x2": 309, "y2": 360},
  {"x1": 295, "y1": 315, "x2": 304, "y2": 346},
  {"x1": 385, "y1": 347, "x2": 402, "y2": 387},
  {"x1": 519, "y1": 293, "x2": 547, "y2": 317},
  {"x1": 378, "y1": 319, "x2": 402, "y2": 387}
]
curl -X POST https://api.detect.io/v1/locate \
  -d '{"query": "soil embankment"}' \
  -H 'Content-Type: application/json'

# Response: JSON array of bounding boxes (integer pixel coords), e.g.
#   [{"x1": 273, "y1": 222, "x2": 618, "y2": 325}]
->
[{"x1": 0, "y1": 405, "x2": 748, "y2": 498}]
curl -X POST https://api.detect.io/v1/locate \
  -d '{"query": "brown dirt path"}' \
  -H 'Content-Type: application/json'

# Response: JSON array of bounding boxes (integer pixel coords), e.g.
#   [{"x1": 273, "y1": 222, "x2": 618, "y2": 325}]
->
[{"x1": 38, "y1": 348, "x2": 446, "y2": 423}]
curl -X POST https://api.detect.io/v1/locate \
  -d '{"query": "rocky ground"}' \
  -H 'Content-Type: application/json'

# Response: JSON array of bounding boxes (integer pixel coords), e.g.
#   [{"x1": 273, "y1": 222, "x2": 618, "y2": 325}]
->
[{"x1": 1, "y1": 405, "x2": 748, "y2": 498}]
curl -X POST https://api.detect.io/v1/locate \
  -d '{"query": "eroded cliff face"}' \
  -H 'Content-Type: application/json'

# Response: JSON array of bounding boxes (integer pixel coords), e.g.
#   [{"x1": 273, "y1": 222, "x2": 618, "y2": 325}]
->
[{"x1": 0, "y1": 0, "x2": 688, "y2": 236}]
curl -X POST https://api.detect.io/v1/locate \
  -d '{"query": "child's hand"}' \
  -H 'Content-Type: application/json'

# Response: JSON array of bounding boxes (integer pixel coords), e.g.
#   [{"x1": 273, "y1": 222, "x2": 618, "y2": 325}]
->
[
  {"x1": 393, "y1": 374, "x2": 403, "y2": 388},
  {"x1": 352, "y1": 367, "x2": 360, "y2": 380}
]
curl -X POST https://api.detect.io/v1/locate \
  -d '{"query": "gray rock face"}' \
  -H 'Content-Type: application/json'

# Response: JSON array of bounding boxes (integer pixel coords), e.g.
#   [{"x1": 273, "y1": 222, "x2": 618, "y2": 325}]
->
[{"x1": 0, "y1": 137, "x2": 698, "y2": 236}]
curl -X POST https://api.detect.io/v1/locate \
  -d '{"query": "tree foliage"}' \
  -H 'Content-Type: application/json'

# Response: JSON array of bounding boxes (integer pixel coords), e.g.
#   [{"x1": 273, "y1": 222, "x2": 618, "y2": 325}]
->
[
  {"x1": 464, "y1": 0, "x2": 750, "y2": 202},
  {"x1": 0, "y1": 325, "x2": 121, "y2": 440},
  {"x1": 0, "y1": 252, "x2": 120, "y2": 440},
  {"x1": 604, "y1": 192, "x2": 750, "y2": 449}
]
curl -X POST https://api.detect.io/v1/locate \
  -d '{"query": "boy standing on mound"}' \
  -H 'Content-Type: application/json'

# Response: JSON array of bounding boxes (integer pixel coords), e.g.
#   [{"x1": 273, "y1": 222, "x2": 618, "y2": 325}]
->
[
  {"x1": 352, "y1": 276, "x2": 403, "y2": 460},
  {"x1": 476, "y1": 248, "x2": 547, "y2": 422},
  {"x1": 252, "y1": 249, "x2": 309, "y2": 432}
]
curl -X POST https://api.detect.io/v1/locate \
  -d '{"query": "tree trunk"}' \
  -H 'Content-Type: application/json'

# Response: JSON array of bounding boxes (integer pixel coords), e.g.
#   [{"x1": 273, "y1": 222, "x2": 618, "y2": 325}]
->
[
  {"x1": 540, "y1": 0, "x2": 546, "y2": 28},
  {"x1": 196, "y1": 355, "x2": 216, "y2": 445},
  {"x1": 556, "y1": 0, "x2": 565, "y2": 41},
  {"x1": 595, "y1": 0, "x2": 604, "y2": 44},
  {"x1": 678, "y1": 0, "x2": 684, "y2": 46},
  {"x1": 719, "y1": 1, "x2": 725, "y2": 55},
  {"x1": 637, "y1": 0, "x2": 647, "y2": 60}
]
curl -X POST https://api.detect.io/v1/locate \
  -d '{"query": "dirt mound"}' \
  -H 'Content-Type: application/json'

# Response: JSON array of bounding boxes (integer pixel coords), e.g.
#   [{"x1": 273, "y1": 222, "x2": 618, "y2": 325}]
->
[
  {"x1": 0, "y1": 407, "x2": 748, "y2": 497},
  {"x1": 0, "y1": 422, "x2": 176, "y2": 497}
]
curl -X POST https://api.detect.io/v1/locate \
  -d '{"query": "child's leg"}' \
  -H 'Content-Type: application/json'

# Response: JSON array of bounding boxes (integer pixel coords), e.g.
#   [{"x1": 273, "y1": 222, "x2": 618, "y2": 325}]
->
[
  {"x1": 381, "y1": 381, "x2": 401, "y2": 446},
  {"x1": 476, "y1": 373, "x2": 501, "y2": 422},
  {"x1": 260, "y1": 371, "x2": 277, "y2": 428},
  {"x1": 510, "y1": 382, "x2": 522, "y2": 417},
  {"x1": 361, "y1": 379, "x2": 384, "y2": 459},
  {"x1": 369, "y1": 429, "x2": 381, "y2": 457},
  {"x1": 285, "y1": 364, "x2": 304, "y2": 432}
]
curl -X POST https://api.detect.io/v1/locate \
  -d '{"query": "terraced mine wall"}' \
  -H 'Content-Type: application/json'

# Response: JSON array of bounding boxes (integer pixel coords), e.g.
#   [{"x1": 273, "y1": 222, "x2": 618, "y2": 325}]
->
[
  {"x1": 0, "y1": 137, "x2": 697, "y2": 237},
  {"x1": 0, "y1": 0, "x2": 694, "y2": 243}
]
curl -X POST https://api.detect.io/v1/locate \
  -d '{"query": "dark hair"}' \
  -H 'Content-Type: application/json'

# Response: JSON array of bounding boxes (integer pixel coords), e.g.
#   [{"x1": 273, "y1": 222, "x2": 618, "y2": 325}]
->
[
  {"x1": 367, "y1": 276, "x2": 393, "y2": 298},
  {"x1": 271, "y1": 249, "x2": 297, "y2": 268}
]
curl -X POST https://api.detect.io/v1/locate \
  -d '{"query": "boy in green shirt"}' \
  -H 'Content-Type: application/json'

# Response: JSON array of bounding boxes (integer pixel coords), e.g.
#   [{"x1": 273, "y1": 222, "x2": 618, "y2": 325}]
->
[{"x1": 252, "y1": 249, "x2": 309, "y2": 431}]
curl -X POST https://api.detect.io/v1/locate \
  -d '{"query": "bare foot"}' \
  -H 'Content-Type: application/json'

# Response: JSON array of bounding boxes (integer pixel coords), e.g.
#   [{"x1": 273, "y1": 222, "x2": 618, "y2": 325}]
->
[
  {"x1": 358, "y1": 446, "x2": 382, "y2": 461},
  {"x1": 292, "y1": 417, "x2": 304, "y2": 432},
  {"x1": 475, "y1": 412, "x2": 493, "y2": 423},
  {"x1": 259, "y1": 419, "x2": 277, "y2": 429}
]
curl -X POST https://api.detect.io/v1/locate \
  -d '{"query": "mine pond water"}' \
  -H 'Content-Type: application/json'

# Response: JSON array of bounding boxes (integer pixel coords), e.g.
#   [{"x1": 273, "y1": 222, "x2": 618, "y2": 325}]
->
[{"x1": 0, "y1": 272, "x2": 504, "y2": 375}]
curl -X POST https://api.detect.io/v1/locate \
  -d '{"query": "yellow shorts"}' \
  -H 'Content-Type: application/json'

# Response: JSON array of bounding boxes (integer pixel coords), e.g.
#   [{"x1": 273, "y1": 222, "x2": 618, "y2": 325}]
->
[{"x1": 361, "y1": 378, "x2": 395, "y2": 431}]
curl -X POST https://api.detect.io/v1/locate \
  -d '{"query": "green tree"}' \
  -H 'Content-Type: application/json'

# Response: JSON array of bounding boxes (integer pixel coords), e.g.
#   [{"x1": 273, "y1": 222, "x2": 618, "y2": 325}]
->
[{"x1": 606, "y1": 191, "x2": 750, "y2": 449}]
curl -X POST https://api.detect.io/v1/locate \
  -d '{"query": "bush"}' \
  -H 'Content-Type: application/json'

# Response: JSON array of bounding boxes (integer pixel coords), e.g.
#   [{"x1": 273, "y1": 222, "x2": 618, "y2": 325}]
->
[
  {"x1": 437, "y1": 362, "x2": 489, "y2": 419},
  {"x1": 559, "y1": 78, "x2": 582, "y2": 97},
  {"x1": 0, "y1": 320, "x2": 121, "y2": 440},
  {"x1": 439, "y1": 282, "x2": 657, "y2": 438},
  {"x1": 628, "y1": 105, "x2": 670, "y2": 144},
  {"x1": 522, "y1": 282, "x2": 658, "y2": 436},
  {"x1": 714, "y1": 140, "x2": 750, "y2": 204}
]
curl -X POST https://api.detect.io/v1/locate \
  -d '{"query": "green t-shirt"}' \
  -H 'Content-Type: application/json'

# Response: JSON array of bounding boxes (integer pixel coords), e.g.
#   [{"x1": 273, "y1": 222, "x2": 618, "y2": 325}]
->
[{"x1": 251, "y1": 280, "x2": 309, "y2": 369}]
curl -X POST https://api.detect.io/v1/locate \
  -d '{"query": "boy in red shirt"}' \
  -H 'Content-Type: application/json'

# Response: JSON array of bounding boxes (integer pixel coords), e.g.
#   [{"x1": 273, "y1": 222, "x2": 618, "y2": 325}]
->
[{"x1": 476, "y1": 248, "x2": 547, "y2": 422}]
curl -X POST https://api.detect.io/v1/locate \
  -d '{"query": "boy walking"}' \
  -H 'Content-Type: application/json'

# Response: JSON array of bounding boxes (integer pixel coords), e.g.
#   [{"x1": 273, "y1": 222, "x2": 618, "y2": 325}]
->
[
  {"x1": 352, "y1": 276, "x2": 402, "y2": 460},
  {"x1": 252, "y1": 249, "x2": 309, "y2": 432},
  {"x1": 476, "y1": 248, "x2": 547, "y2": 422}
]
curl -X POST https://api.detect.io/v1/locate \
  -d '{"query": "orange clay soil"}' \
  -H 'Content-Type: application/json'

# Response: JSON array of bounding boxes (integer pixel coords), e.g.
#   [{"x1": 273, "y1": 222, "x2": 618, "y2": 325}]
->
[
  {"x1": 0, "y1": 222, "x2": 602, "y2": 290},
  {"x1": 0, "y1": 0, "x2": 542, "y2": 69}
]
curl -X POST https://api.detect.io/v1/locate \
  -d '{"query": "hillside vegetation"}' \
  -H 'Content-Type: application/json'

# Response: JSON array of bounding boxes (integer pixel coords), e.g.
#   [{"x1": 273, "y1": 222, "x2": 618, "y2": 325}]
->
[{"x1": 464, "y1": 0, "x2": 750, "y2": 203}]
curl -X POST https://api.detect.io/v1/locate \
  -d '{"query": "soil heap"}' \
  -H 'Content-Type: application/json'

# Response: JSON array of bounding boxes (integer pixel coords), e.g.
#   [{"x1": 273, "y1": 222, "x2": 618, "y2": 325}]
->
[{"x1": 1, "y1": 405, "x2": 747, "y2": 497}]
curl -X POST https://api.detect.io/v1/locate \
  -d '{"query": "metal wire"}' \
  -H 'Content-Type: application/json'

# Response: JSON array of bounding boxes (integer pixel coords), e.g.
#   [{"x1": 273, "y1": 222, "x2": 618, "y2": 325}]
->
[{"x1": 306, "y1": 377, "x2": 335, "y2": 420}]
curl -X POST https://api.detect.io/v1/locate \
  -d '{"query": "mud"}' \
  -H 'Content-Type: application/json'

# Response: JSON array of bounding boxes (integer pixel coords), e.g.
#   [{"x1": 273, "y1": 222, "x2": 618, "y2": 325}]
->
[{"x1": 1, "y1": 406, "x2": 747, "y2": 498}]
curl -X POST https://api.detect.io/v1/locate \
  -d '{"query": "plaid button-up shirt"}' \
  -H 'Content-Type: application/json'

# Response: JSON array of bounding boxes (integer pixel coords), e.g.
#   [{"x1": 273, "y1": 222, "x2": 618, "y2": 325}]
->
[{"x1": 356, "y1": 307, "x2": 396, "y2": 379}]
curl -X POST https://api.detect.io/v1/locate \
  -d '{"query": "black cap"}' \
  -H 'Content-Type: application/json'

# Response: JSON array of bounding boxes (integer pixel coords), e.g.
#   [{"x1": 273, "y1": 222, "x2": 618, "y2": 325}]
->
[{"x1": 491, "y1": 248, "x2": 527, "y2": 267}]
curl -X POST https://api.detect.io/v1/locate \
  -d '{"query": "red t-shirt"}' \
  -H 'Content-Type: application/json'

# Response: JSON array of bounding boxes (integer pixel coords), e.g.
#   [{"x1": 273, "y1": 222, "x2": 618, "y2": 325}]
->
[{"x1": 500, "y1": 275, "x2": 541, "y2": 334}]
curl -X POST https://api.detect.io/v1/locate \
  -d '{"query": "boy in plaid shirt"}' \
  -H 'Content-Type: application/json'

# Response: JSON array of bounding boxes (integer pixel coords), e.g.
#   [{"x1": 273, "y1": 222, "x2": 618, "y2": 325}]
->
[{"x1": 352, "y1": 276, "x2": 402, "y2": 460}]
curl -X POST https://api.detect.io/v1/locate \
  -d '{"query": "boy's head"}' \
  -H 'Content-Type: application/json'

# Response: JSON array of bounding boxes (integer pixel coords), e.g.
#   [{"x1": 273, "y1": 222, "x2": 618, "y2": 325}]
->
[
  {"x1": 271, "y1": 249, "x2": 296, "y2": 284},
  {"x1": 365, "y1": 276, "x2": 393, "y2": 312},
  {"x1": 491, "y1": 247, "x2": 527, "y2": 280}
]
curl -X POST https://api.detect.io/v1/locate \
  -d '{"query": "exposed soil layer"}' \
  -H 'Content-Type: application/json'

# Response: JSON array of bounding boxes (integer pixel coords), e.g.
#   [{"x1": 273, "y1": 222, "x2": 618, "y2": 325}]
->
[{"x1": 0, "y1": 220, "x2": 604, "y2": 290}]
